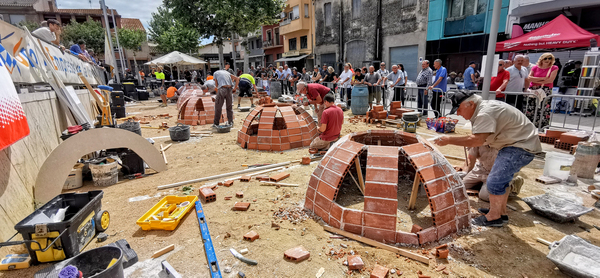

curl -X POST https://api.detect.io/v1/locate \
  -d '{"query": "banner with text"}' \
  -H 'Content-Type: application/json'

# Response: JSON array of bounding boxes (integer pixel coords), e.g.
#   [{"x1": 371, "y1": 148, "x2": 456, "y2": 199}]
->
[{"x1": 0, "y1": 20, "x2": 103, "y2": 86}]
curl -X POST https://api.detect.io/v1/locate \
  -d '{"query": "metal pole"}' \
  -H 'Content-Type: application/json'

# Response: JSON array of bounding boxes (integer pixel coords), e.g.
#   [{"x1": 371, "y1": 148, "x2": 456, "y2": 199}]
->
[
  {"x1": 110, "y1": 10, "x2": 126, "y2": 75},
  {"x1": 481, "y1": 0, "x2": 503, "y2": 100},
  {"x1": 100, "y1": 0, "x2": 119, "y2": 83}
]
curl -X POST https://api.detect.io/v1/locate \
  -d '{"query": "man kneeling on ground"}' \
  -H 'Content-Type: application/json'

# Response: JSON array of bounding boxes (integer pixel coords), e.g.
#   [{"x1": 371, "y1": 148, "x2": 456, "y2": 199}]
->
[
  {"x1": 435, "y1": 92, "x2": 541, "y2": 227},
  {"x1": 237, "y1": 73, "x2": 257, "y2": 108},
  {"x1": 309, "y1": 94, "x2": 343, "y2": 152},
  {"x1": 460, "y1": 145, "x2": 524, "y2": 212}
]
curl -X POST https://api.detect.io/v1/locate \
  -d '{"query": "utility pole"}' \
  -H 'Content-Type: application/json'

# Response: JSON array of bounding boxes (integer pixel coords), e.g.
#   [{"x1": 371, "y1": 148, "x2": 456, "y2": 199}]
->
[
  {"x1": 100, "y1": 0, "x2": 119, "y2": 83},
  {"x1": 481, "y1": 0, "x2": 503, "y2": 100}
]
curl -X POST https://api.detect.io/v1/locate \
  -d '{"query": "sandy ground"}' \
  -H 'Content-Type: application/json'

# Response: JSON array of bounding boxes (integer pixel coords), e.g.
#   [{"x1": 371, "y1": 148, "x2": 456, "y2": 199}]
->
[{"x1": 1, "y1": 96, "x2": 599, "y2": 278}]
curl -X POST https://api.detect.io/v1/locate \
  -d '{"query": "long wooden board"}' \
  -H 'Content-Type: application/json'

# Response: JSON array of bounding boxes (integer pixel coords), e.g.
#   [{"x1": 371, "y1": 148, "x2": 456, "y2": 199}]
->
[{"x1": 323, "y1": 225, "x2": 429, "y2": 265}]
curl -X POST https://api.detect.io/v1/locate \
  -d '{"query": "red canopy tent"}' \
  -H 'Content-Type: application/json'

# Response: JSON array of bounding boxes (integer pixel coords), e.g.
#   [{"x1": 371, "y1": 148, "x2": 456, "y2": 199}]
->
[{"x1": 496, "y1": 14, "x2": 600, "y2": 52}]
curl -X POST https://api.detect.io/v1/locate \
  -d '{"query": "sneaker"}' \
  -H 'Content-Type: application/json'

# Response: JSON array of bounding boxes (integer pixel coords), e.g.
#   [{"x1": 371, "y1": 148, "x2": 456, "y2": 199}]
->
[
  {"x1": 478, "y1": 208, "x2": 509, "y2": 223},
  {"x1": 237, "y1": 104, "x2": 240, "y2": 108},
  {"x1": 471, "y1": 215, "x2": 504, "y2": 227},
  {"x1": 211, "y1": 124, "x2": 219, "y2": 129},
  {"x1": 250, "y1": 104, "x2": 255, "y2": 108},
  {"x1": 510, "y1": 176, "x2": 524, "y2": 195}
]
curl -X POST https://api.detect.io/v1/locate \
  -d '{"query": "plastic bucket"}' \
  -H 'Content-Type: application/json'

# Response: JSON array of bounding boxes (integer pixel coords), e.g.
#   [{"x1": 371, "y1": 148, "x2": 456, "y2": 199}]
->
[
  {"x1": 89, "y1": 158, "x2": 118, "y2": 187},
  {"x1": 270, "y1": 81, "x2": 282, "y2": 99},
  {"x1": 63, "y1": 163, "x2": 84, "y2": 190},
  {"x1": 66, "y1": 246, "x2": 124, "y2": 278},
  {"x1": 118, "y1": 120, "x2": 141, "y2": 136},
  {"x1": 350, "y1": 85, "x2": 369, "y2": 115},
  {"x1": 169, "y1": 123, "x2": 190, "y2": 141},
  {"x1": 543, "y1": 152, "x2": 575, "y2": 180}
]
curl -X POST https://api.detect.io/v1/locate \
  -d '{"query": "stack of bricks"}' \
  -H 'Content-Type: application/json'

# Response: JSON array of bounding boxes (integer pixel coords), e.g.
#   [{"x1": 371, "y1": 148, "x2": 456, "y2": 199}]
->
[
  {"x1": 177, "y1": 86, "x2": 204, "y2": 110},
  {"x1": 538, "y1": 130, "x2": 564, "y2": 145},
  {"x1": 554, "y1": 131, "x2": 589, "y2": 151},
  {"x1": 389, "y1": 101, "x2": 414, "y2": 118},
  {"x1": 366, "y1": 105, "x2": 388, "y2": 123},
  {"x1": 178, "y1": 95, "x2": 227, "y2": 126},
  {"x1": 257, "y1": 96, "x2": 273, "y2": 105},
  {"x1": 238, "y1": 104, "x2": 318, "y2": 151},
  {"x1": 304, "y1": 130, "x2": 470, "y2": 246}
]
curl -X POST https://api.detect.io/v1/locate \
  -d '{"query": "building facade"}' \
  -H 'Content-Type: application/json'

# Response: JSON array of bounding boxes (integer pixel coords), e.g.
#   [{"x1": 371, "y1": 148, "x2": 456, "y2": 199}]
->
[
  {"x1": 246, "y1": 32, "x2": 264, "y2": 69},
  {"x1": 313, "y1": 0, "x2": 429, "y2": 79},
  {"x1": 262, "y1": 22, "x2": 284, "y2": 66},
  {"x1": 277, "y1": 0, "x2": 315, "y2": 69},
  {"x1": 426, "y1": 0, "x2": 510, "y2": 75},
  {"x1": 198, "y1": 40, "x2": 238, "y2": 72}
]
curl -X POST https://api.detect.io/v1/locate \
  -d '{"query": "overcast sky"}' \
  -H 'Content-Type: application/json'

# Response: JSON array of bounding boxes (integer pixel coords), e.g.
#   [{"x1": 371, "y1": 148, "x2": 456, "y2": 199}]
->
[{"x1": 56, "y1": 0, "x2": 162, "y2": 31}]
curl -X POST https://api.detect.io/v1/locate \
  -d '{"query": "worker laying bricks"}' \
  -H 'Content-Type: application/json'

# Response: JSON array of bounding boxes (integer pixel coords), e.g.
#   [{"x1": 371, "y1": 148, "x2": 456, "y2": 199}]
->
[
  {"x1": 434, "y1": 92, "x2": 541, "y2": 227},
  {"x1": 296, "y1": 81, "x2": 333, "y2": 124},
  {"x1": 237, "y1": 73, "x2": 257, "y2": 108},
  {"x1": 309, "y1": 94, "x2": 343, "y2": 153},
  {"x1": 212, "y1": 69, "x2": 240, "y2": 128},
  {"x1": 460, "y1": 145, "x2": 524, "y2": 209}
]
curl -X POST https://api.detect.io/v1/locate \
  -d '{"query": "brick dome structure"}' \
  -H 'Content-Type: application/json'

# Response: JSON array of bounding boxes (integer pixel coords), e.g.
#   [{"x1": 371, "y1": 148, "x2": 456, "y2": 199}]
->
[
  {"x1": 177, "y1": 89, "x2": 227, "y2": 126},
  {"x1": 237, "y1": 104, "x2": 318, "y2": 151},
  {"x1": 304, "y1": 130, "x2": 470, "y2": 245}
]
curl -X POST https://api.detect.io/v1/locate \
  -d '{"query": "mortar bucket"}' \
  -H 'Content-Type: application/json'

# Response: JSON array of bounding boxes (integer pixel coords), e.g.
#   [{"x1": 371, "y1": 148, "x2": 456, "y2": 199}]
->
[{"x1": 89, "y1": 158, "x2": 118, "y2": 187}]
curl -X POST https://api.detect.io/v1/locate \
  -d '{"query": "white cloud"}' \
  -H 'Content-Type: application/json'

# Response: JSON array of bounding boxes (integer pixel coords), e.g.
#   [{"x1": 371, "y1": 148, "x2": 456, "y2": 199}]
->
[{"x1": 56, "y1": 0, "x2": 162, "y2": 31}]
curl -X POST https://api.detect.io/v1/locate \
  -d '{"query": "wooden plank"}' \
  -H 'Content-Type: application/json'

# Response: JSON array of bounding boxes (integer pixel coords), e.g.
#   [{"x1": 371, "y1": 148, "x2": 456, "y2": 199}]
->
[
  {"x1": 323, "y1": 226, "x2": 429, "y2": 265},
  {"x1": 354, "y1": 157, "x2": 365, "y2": 193},
  {"x1": 161, "y1": 144, "x2": 168, "y2": 165},
  {"x1": 0, "y1": 151, "x2": 36, "y2": 241},
  {"x1": 2, "y1": 144, "x2": 37, "y2": 197},
  {"x1": 408, "y1": 174, "x2": 421, "y2": 210},
  {"x1": 347, "y1": 170, "x2": 364, "y2": 195},
  {"x1": 151, "y1": 244, "x2": 175, "y2": 258}
]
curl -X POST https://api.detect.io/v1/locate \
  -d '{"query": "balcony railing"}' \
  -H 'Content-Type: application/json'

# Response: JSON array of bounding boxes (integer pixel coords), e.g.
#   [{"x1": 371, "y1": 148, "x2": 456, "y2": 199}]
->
[
  {"x1": 280, "y1": 18, "x2": 291, "y2": 26},
  {"x1": 262, "y1": 40, "x2": 282, "y2": 48}
]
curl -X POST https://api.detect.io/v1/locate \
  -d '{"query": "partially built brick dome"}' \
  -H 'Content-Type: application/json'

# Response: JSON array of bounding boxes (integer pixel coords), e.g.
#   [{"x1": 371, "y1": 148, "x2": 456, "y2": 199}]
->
[
  {"x1": 304, "y1": 130, "x2": 470, "y2": 245},
  {"x1": 237, "y1": 104, "x2": 318, "y2": 151},
  {"x1": 177, "y1": 88, "x2": 227, "y2": 126}
]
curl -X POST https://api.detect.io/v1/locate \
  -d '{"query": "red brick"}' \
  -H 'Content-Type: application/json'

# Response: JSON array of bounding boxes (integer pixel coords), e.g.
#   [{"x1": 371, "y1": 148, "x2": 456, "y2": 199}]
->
[
  {"x1": 436, "y1": 249, "x2": 449, "y2": 259},
  {"x1": 224, "y1": 196, "x2": 232, "y2": 200},
  {"x1": 342, "y1": 209, "x2": 363, "y2": 225},
  {"x1": 402, "y1": 143, "x2": 429, "y2": 156},
  {"x1": 447, "y1": 174, "x2": 462, "y2": 188},
  {"x1": 270, "y1": 172, "x2": 290, "y2": 182},
  {"x1": 418, "y1": 165, "x2": 448, "y2": 183},
  {"x1": 366, "y1": 156, "x2": 398, "y2": 169},
  {"x1": 317, "y1": 181, "x2": 338, "y2": 199},
  {"x1": 330, "y1": 203, "x2": 344, "y2": 222},
  {"x1": 240, "y1": 175, "x2": 251, "y2": 182},
  {"x1": 314, "y1": 193, "x2": 332, "y2": 213},
  {"x1": 455, "y1": 201, "x2": 470, "y2": 216},
  {"x1": 343, "y1": 223, "x2": 363, "y2": 235},
  {"x1": 347, "y1": 255, "x2": 364, "y2": 270},
  {"x1": 364, "y1": 197, "x2": 398, "y2": 215},
  {"x1": 320, "y1": 168, "x2": 343, "y2": 188},
  {"x1": 546, "y1": 130, "x2": 564, "y2": 138},
  {"x1": 364, "y1": 227, "x2": 396, "y2": 244},
  {"x1": 304, "y1": 198, "x2": 314, "y2": 210},
  {"x1": 437, "y1": 220, "x2": 457, "y2": 240},
  {"x1": 368, "y1": 146, "x2": 399, "y2": 156},
  {"x1": 313, "y1": 202, "x2": 329, "y2": 220},
  {"x1": 305, "y1": 187, "x2": 316, "y2": 201},
  {"x1": 236, "y1": 192, "x2": 244, "y2": 198},
  {"x1": 301, "y1": 157, "x2": 311, "y2": 165},
  {"x1": 243, "y1": 230, "x2": 259, "y2": 241},
  {"x1": 452, "y1": 187, "x2": 468, "y2": 203},
  {"x1": 283, "y1": 246, "x2": 310, "y2": 262},
  {"x1": 560, "y1": 133, "x2": 585, "y2": 145},
  {"x1": 396, "y1": 231, "x2": 419, "y2": 245},
  {"x1": 333, "y1": 148, "x2": 360, "y2": 164},
  {"x1": 411, "y1": 224, "x2": 423, "y2": 233},
  {"x1": 364, "y1": 182, "x2": 398, "y2": 199},
  {"x1": 410, "y1": 153, "x2": 436, "y2": 169},
  {"x1": 326, "y1": 158, "x2": 351, "y2": 174},
  {"x1": 224, "y1": 180, "x2": 234, "y2": 187},
  {"x1": 424, "y1": 178, "x2": 451, "y2": 197},
  {"x1": 339, "y1": 140, "x2": 365, "y2": 153},
  {"x1": 329, "y1": 218, "x2": 341, "y2": 229},
  {"x1": 364, "y1": 212, "x2": 396, "y2": 230},
  {"x1": 432, "y1": 206, "x2": 456, "y2": 226},
  {"x1": 370, "y1": 264, "x2": 389, "y2": 278},
  {"x1": 233, "y1": 202, "x2": 250, "y2": 211},
  {"x1": 199, "y1": 188, "x2": 216, "y2": 203},
  {"x1": 457, "y1": 215, "x2": 470, "y2": 230},
  {"x1": 417, "y1": 227, "x2": 437, "y2": 245},
  {"x1": 366, "y1": 168, "x2": 399, "y2": 183},
  {"x1": 429, "y1": 191, "x2": 455, "y2": 212},
  {"x1": 372, "y1": 105, "x2": 384, "y2": 112}
]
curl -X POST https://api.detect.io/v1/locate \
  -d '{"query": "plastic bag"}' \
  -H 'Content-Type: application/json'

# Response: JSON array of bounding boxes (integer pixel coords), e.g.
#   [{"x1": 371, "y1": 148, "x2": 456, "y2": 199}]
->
[{"x1": 426, "y1": 117, "x2": 459, "y2": 133}]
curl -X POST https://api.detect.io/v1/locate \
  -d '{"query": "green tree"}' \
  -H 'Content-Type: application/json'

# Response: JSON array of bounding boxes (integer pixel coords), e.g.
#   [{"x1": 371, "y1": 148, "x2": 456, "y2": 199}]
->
[
  {"x1": 61, "y1": 17, "x2": 105, "y2": 55},
  {"x1": 117, "y1": 28, "x2": 146, "y2": 70},
  {"x1": 18, "y1": 20, "x2": 40, "y2": 31},
  {"x1": 164, "y1": 0, "x2": 283, "y2": 68},
  {"x1": 148, "y1": 6, "x2": 200, "y2": 54}
]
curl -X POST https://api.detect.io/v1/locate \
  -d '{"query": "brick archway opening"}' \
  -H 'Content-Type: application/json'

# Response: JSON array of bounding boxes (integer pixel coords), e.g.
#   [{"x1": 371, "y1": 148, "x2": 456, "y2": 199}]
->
[{"x1": 305, "y1": 130, "x2": 470, "y2": 246}]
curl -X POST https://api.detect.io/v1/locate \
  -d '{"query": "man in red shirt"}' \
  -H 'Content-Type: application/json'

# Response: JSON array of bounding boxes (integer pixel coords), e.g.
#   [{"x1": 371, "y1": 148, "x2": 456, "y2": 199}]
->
[
  {"x1": 309, "y1": 94, "x2": 343, "y2": 152},
  {"x1": 490, "y1": 60, "x2": 510, "y2": 100},
  {"x1": 296, "y1": 81, "x2": 333, "y2": 124}
]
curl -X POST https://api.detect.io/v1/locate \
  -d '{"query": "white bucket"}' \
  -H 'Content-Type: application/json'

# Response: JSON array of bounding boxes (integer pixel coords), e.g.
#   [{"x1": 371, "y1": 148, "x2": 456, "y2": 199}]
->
[
  {"x1": 63, "y1": 163, "x2": 84, "y2": 190},
  {"x1": 89, "y1": 158, "x2": 118, "y2": 187},
  {"x1": 543, "y1": 152, "x2": 575, "y2": 180}
]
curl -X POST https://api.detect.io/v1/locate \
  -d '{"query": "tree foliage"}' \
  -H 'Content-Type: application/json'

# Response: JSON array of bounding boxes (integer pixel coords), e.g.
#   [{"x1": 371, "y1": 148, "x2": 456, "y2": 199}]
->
[
  {"x1": 117, "y1": 28, "x2": 146, "y2": 56},
  {"x1": 61, "y1": 18, "x2": 105, "y2": 55},
  {"x1": 164, "y1": 0, "x2": 284, "y2": 46},
  {"x1": 148, "y1": 6, "x2": 201, "y2": 54},
  {"x1": 18, "y1": 20, "x2": 40, "y2": 31}
]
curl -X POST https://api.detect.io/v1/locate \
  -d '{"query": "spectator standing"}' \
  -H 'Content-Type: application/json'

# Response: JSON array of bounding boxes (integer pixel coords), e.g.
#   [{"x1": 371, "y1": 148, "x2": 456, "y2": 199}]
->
[
  {"x1": 338, "y1": 63, "x2": 353, "y2": 103},
  {"x1": 309, "y1": 94, "x2": 344, "y2": 152},
  {"x1": 490, "y1": 60, "x2": 510, "y2": 100},
  {"x1": 364, "y1": 66, "x2": 382, "y2": 109},
  {"x1": 70, "y1": 41, "x2": 90, "y2": 62},
  {"x1": 464, "y1": 61, "x2": 477, "y2": 90},
  {"x1": 320, "y1": 64, "x2": 328, "y2": 80},
  {"x1": 416, "y1": 60, "x2": 433, "y2": 115},
  {"x1": 447, "y1": 72, "x2": 457, "y2": 84},
  {"x1": 225, "y1": 63, "x2": 235, "y2": 75},
  {"x1": 398, "y1": 64, "x2": 408, "y2": 83},
  {"x1": 384, "y1": 65, "x2": 405, "y2": 106},
  {"x1": 352, "y1": 68, "x2": 365, "y2": 87},
  {"x1": 456, "y1": 72, "x2": 464, "y2": 82},
  {"x1": 311, "y1": 66, "x2": 322, "y2": 82},
  {"x1": 377, "y1": 62, "x2": 390, "y2": 105},
  {"x1": 504, "y1": 59, "x2": 513, "y2": 69},
  {"x1": 289, "y1": 67, "x2": 303, "y2": 92},
  {"x1": 302, "y1": 67, "x2": 312, "y2": 82},
  {"x1": 280, "y1": 64, "x2": 292, "y2": 94},
  {"x1": 553, "y1": 58, "x2": 562, "y2": 87},
  {"x1": 191, "y1": 70, "x2": 197, "y2": 83},
  {"x1": 32, "y1": 19, "x2": 62, "y2": 47},
  {"x1": 428, "y1": 59, "x2": 447, "y2": 118},
  {"x1": 323, "y1": 67, "x2": 338, "y2": 84},
  {"x1": 526, "y1": 53, "x2": 559, "y2": 128},
  {"x1": 212, "y1": 70, "x2": 240, "y2": 128},
  {"x1": 504, "y1": 55, "x2": 529, "y2": 112},
  {"x1": 523, "y1": 55, "x2": 534, "y2": 75}
]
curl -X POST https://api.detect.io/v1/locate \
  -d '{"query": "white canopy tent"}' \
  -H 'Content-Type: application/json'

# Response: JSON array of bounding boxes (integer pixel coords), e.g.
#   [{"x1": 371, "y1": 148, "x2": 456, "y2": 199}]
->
[{"x1": 145, "y1": 51, "x2": 207, "y2": 80}]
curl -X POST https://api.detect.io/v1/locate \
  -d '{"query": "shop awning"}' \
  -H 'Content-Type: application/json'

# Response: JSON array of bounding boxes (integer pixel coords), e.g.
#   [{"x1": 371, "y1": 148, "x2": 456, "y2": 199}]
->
[
  {"x1": 274, "y1": 54, "x2": 310, "y2": 62},
  {"x1": 496, "y1": 15, "x2": 600, "y2": 52}
]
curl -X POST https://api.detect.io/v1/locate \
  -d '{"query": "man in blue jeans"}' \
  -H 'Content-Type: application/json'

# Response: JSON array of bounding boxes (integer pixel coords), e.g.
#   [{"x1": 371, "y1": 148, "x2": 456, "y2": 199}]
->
[
  {"x1": 463, "y1": 61, "x2": 477, "y2": 90},
  {"x1": 435, "y1": 92, "x2": 542, "y2": 227},
  {"x1": 428, "y1": 59, "x2": 447, "y2": 118},
  {"x1": 415, "y1": 60, "x2": 433, "y2": 116}
]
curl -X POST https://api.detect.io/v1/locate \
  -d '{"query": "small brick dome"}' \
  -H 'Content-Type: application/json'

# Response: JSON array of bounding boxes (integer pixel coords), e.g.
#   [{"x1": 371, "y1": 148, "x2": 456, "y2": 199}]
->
[
  {"x1": 237, "y1": 104, "x2": 318, "y2": 151},
  {"x1": 177, "y1": 88, "x2": 227, "y2": 126},
  {"x1": 304, "y1": 130, "x2": 470, "y2": 245}
]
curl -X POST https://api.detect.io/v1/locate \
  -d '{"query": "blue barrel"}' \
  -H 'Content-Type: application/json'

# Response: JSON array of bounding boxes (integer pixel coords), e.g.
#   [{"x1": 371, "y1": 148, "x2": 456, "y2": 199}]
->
[
  {"x1": 270, "y1": 80, "x2": 282, "y2": 99},
  {"x1": 351, "y1": 85, "x2": 369, "y2": 115}
]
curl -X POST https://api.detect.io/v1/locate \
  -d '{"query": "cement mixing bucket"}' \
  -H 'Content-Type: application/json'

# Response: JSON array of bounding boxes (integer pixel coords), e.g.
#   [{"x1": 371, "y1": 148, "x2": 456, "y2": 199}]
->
[{"x1": 547, "y1": 235, "x2": 600, "y2": 278}]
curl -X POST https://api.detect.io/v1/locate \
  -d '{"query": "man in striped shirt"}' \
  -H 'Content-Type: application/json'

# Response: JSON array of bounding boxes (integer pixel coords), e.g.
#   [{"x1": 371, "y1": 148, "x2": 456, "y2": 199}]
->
[{"x1": 415, "y1": 60, "x2": 433, "y2": 115}]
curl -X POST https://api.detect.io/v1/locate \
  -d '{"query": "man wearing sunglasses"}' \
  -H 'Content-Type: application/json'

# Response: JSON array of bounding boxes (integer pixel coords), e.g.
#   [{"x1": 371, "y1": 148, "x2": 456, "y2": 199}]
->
[
  {"x1": 490, "y1": 60, "x2": 510, "y2": 101},
  {"x1": 504, "y1": 55, "x2": 529, "y2": 111}
]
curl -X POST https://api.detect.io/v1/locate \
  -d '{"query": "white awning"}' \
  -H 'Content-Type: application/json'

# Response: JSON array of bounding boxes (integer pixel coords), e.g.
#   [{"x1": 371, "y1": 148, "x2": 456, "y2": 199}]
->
[
  {"x1": 274, "y1": 54, "x2": 310, "y2": 62},
  {"x1": 144, "y1": 51, "x2": 207, "y2": 65}
]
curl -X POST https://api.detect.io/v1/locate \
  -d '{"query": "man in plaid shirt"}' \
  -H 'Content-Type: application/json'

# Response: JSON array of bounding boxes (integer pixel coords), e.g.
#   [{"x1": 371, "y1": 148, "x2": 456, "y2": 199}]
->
[{"x1": 416, "y1": 60, "x2": 433, "y2": 115}]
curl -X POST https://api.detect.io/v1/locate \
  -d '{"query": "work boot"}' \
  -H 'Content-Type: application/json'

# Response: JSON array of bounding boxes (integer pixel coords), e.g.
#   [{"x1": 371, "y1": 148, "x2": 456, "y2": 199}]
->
[
  {"x1": 510, "y1": 176, "x2": 524, "y2": 196},
  {"x1": 237, "y1": 104, "x2": 241, "y2": 108},
  {"x1": 211, "y1": 124, "x2": 219, "y2": 129},
  {"x1": 251, "y1": 104, "x2": 255, "y2": 108}
]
